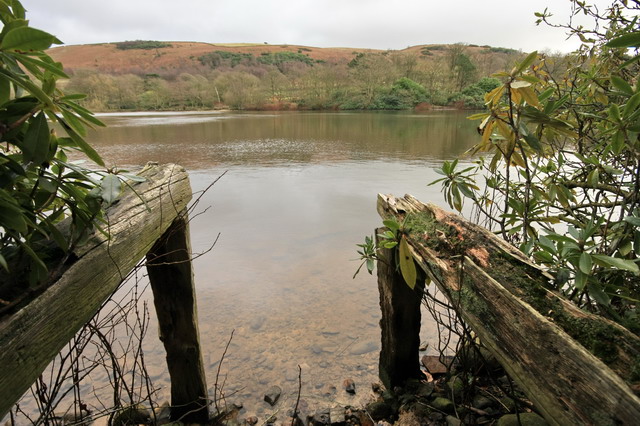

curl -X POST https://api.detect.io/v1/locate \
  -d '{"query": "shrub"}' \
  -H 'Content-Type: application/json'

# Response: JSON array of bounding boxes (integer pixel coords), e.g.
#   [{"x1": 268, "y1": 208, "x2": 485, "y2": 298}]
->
[{"x1": 115, "y1": 40, "x2": 172, "y2": 50}]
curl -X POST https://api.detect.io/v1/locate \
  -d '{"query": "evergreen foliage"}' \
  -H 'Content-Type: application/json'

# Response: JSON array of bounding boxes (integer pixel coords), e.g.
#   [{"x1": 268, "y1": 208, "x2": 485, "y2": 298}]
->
[
  {"x1": 432, "y1": 0, "x2": 640, "y2": 328},
  {"x1": 0, "y1": 1, "x2": 124, "y2": 304}
]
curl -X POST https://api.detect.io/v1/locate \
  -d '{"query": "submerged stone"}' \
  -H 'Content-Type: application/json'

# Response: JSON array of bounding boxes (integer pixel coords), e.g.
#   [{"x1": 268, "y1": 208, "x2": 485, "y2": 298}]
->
[{"x1": 264, "y1": 385, "x2": 282, "y2": 406}]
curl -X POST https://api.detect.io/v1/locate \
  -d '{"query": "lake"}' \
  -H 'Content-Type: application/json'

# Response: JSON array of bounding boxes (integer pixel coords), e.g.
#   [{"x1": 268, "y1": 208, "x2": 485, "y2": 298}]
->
[{"x1": 30, "y1": 110, "x2": 481, "y2": 420}]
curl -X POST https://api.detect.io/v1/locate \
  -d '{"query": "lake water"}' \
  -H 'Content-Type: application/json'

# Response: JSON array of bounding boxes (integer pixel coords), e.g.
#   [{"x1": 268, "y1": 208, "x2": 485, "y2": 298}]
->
[{"x1": 20, "y1": 110, "x2": 481, "y2": 421}]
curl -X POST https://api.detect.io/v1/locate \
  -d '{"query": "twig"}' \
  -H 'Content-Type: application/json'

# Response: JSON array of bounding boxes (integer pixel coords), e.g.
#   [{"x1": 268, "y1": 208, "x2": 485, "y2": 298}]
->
[
  {"x1": 292, "y1": 365, "x2": 302, "y2": 425},
  {"x1": 214, "y1": 329, "x2": 235, "y2": 414}
]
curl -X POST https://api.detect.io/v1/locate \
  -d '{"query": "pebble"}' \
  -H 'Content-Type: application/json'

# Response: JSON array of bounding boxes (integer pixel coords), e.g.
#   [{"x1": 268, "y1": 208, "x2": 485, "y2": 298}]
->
[
  {"x1": 310, "y1": 344, "x2": 324, "y2": 354},
  {"x1": 343, "y1": 378, "x2": 356, "y2": 394},
  {"x1": 329, "y1": 406, "x2": 346, "y2": 424},
  {"x1": 250, "y1": 316, "x2": 266, "y2": 331},
  {"x1": 264, "y1": 385, "x2": 282, "y2": 406},
  {"x1": 431, "y1": 397, "x2": 454, "y2": 413},
  {"x1": 311, "y1": 408, "x2": 330, "y2": 425},
  {"x1": 349, "y1": 341, "x2": 378, "y2": 355}
]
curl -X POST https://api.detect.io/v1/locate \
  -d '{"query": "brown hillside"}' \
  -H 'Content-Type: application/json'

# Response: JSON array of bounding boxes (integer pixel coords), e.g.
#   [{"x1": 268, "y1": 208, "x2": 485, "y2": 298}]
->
[
  {"x1": 47, "y1": 41, "x2": 523, "y2": 77},
  {"x1": 48, "y1": 42, "x2": 379, "y2": 75}
]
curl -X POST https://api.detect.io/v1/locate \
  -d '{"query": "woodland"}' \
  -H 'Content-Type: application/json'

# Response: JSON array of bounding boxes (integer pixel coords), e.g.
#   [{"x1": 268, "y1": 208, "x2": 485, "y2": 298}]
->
[{"x1": 58, "y1": 42, "x2": 534, "y2": 111}]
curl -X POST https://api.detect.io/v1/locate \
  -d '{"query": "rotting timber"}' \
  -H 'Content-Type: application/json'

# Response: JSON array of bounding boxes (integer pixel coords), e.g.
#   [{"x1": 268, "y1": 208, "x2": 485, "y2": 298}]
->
[
  {"x1": 376, "y1": 193, "x2": 640, "y2": 426},
  {"x1": 0, "y1": 163, "x2": 208, "y2": 423}
]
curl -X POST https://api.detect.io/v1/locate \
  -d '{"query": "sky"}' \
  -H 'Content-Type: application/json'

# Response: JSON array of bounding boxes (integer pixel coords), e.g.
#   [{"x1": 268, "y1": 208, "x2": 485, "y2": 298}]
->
[{"x1": 24, "y1": 0, "x2": 615, "y2": 53}]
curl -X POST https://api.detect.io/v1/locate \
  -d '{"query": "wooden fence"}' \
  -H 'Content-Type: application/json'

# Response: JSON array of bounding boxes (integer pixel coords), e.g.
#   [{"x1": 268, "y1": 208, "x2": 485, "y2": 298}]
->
[
  {"x1": 0, "y1": 163, "x2": 209, "y2": 423},
  {"x1": 376, "y1": 193, "x2": 640, "y2": 425}
]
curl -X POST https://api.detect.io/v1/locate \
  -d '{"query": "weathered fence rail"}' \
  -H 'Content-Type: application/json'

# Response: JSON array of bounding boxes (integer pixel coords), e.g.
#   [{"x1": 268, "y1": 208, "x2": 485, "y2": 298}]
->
[
  {"x1": 376, "y1": 193, "x2": 640, "y2": 426},
  {"x1": 0, "y1": 163, "x2": 208, "y2": 423}
]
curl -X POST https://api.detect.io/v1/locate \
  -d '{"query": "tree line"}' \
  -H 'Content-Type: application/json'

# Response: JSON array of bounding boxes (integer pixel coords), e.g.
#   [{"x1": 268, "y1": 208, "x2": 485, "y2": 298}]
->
[{"x1": 63, "y1": 44, "x2": 555, "y2": 112}]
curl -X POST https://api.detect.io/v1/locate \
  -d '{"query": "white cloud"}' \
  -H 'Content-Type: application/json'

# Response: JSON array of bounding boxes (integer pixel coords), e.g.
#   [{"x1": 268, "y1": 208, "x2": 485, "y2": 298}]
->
[{"x1": 23, "y1": 0, "x2": 614, "y2": 52}]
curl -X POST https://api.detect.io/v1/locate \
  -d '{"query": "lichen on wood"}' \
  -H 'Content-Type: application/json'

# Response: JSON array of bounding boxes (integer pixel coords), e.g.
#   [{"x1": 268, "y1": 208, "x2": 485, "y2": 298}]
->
[{"x1": 376, "y1": 193, "x2": 640, "y2": 425}]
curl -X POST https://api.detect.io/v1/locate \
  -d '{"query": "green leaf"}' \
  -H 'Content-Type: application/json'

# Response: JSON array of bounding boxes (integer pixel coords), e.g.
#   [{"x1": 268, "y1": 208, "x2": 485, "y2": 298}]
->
[
  {"x1": 60, "y1": 108, "x2": 87, "y2": 136},
  {"x1": 608, "y1": 104, "x2": 621, "y2": 122},
  {"x1": 399, "y1": 236, "x2": 417, "y2": 290},
  {"x1": 0, "y1": 195, "x2": 28, "y2": 233},
  {"x1": 574, "y1": 269, "x2": 587, "y2": 290},
  {"x1": 619, "y1": 240, "x2": 633, "y2": 257},
  {"x1": 14, "y1": 53, "x2": 68, "y2": 78},
  {"x1": 523, "y1": 133, "x2": 543, "y2": 153},
  {"x1": 61, "y1": 100, "x2": 106, "y2": 127},
  {"x1": 23, "y1": 111, "x2": 50, "y2": 164},
  {"x1": 611, "y1": 129, "x2": 625, "y2": 154},
  {"x1": 587, "y1": 282, "x2": 611, "y2": 306},
  {"x1": 606, "y1": 31, "x2": 640, "y2": 48},
  {"x1": 623, "y1": 216, "x2": 640, "y2": 227},
  {"x1": 383, "y1": 219, "x2": 400, "y2": 232},
  {"x1": 100, "y1": 174, "x2": 122, "y2": 205},
  {"x1": 65, "y1": 126, "x2": 105, "y2": 167},
  {"x1": 513, "y1": 51, "x2": 538, "y2": 75},
  {"x1": 0, "y1": 77, "x2": 9, "y2": 104},
  {"x1": 623, "y1": 92, "x2": 640, "y2": 119},
  {"x1": 0, "y1": 26, "x2": 61, "y2": 51},
  {"x1": 611, "y1": 75, "x2": 634, "y2": 96},
  {"x1": 366, "y1": 258, "x2": 374, "y2": 274},
  {"x1": 0, "y1": 68, "x2": 53, "y2": 106},
  {"x1": 10, "y1": 0, "x2": 26, "y2": 20},
  {"x1": 592, "y1": 254, "x2": 640, "y2": 274},
  {"x1": 579, "y1": 252, "x2": 592, "y2": 274},
  {"x1": 0, "y1": 253, "x2": 8, "y2": 272}
]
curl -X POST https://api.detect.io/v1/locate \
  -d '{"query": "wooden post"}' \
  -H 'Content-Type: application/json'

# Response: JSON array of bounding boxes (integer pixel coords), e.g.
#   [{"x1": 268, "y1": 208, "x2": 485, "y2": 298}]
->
[
  {"x1": 146, "y1": 212, "x2": 209, "y2": 424},
  {"x1": 377, "y1": 193, "x2": 640, "y2": 425},
  {"x1": 376, "y1": 228, "x2": 425, "y2": 390},
  {"x1": 0, "y1": 164, "x2": 192, "y2": 418}
]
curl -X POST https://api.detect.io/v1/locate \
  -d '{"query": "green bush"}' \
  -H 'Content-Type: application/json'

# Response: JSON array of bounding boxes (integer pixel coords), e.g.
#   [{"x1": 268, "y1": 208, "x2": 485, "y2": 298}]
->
[
  {"x1": 0, "y1": 1, "x2": 118, "y2": 296},
  {"x1": 199, "y1": 51, "x2": 254, "y2": 68},
  {"x1": 448, "y1": 77, "x2": 501, "y2": 108},
  {"x1": 257, "y1": 51, "x2": 314, "y2": 67},
  {"x1": 115, "y1": 40, "x2": 172, "y2": 50}
]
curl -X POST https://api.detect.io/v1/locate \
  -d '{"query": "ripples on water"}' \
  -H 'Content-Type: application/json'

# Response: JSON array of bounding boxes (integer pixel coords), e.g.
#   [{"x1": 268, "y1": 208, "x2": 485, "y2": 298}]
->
[{"x1": 11, "y1": 111, "x2": 479, "y2": 421}]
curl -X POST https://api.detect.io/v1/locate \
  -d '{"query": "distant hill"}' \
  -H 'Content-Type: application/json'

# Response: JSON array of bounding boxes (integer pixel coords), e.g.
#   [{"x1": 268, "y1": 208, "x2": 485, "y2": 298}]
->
[{"x1": 47, "y1": 41, "x2": 522, "y2": 76}]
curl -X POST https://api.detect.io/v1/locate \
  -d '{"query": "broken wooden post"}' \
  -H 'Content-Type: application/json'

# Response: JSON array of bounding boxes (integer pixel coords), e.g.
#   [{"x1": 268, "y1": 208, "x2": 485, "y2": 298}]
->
[
  {"x1": 376, "y1": 193, "x2": 640, "y2": 425},
  {"x1": 376, "y1": 228, "x2": 425, "y2": 390},
  {"x1": 0, "y1": 164, "x2": 196, "y2": 418},
  {"x1": 146, "y1": 212, "x2": 209, "y2": 423}
]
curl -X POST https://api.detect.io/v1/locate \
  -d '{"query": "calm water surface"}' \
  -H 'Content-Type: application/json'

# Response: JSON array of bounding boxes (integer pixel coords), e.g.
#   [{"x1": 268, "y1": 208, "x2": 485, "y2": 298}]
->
[{"x1": 86, "y1": 111, "x2": 479, "y2": 418}]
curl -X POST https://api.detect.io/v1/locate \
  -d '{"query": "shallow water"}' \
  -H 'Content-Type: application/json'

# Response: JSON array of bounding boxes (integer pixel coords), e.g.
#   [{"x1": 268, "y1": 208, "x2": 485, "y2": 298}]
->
[{"x1": 12, "y1": 110, "x2": 480, "y2": 421}]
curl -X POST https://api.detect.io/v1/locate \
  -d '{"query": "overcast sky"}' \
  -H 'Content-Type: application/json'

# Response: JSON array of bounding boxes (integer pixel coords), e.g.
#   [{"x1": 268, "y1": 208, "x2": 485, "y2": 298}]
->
[{"x1": 25, "y1": 0, "x2": 614, "y2": 53}]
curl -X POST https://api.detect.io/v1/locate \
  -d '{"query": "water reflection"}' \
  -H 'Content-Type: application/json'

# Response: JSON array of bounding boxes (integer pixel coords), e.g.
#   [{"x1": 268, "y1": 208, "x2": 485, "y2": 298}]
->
[
  {"x1": 90, "y1": 110, "x2": 477, "y2": 168},
  {"x1": 87, "y1": 111, "x2": 480, "y2": 418}
]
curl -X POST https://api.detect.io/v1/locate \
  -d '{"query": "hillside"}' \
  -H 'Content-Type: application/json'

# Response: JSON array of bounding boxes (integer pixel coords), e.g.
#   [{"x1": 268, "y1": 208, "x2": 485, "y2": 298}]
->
[
  {"x1": 48, "y1": 41, "x2": 521, "y2": 76},
  {"x1": 46, "y1": 41, "x2": 526, "y2": 111}
]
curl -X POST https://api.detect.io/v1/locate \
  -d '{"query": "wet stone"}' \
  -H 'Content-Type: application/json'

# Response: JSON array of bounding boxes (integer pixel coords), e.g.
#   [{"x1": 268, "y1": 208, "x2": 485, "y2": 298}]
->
[
  {"x1": 349, "y1": 340, "x2": 377, "y2": 355},
  {"x1": 310, "y1": 408, "x2": 330, "y2": 425},
  {"x1": 421, "y1": 355, "x2": 455, "y2": 375},
  {"x1": 329, "y1": 406, "x2": 346, "y2": 425},
  {"x1": 250, "y1": 316, "x2": 266, "y2": 331},
  {"x1": 264, "y1": 385, "x2": 282, "y2": 406},
  {"x1": 446, "y1": 415, "x2": 462, "y2": 426},
  {"x1": 472, "y1": 395, "x2": 494, "y2": 410},
  {"x1": 343, "y1": 378, "x2": 356, "y2": 394},
  {"x1": 366, "y1": 401, "x2": 393, "y2": 421},
  {"x1": 431, "y1": 397, "x2": 454, "y2": 413}
]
